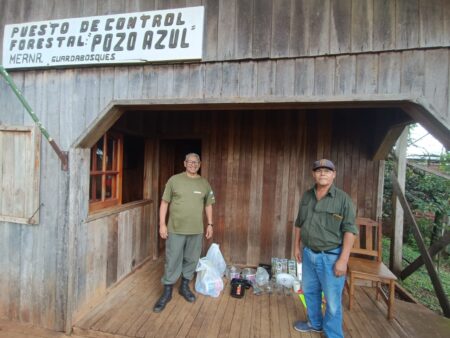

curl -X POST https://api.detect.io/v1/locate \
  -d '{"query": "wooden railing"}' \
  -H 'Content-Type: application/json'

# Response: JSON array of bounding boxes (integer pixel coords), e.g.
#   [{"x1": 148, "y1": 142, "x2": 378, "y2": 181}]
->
[{"x1": 391, "y1": 173, "x2": 450, "y2": 318}]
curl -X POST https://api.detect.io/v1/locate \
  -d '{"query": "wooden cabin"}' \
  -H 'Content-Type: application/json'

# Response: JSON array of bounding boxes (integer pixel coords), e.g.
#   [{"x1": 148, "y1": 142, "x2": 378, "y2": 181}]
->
[{"x1": 0, "y1": 0, "x2": 449, "y2": 334}]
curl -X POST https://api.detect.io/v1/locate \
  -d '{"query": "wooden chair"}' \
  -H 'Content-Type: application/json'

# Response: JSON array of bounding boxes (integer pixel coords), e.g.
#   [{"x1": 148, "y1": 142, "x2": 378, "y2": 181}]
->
[{"x1": 346, "y1": 217, "x2": 397, "y2": 320}]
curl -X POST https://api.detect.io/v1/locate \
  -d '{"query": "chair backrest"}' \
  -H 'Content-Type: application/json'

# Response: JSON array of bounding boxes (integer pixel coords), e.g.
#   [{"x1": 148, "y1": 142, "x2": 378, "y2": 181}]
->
[{"x1": 351, "y1": 217, "x2": 382, "y2": 261}]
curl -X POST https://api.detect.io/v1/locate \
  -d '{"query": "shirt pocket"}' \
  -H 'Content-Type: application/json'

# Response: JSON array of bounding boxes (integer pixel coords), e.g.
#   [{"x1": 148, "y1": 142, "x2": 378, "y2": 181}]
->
[{"x1": 324, "y1": 207, "x2": 344, "y2": 232}]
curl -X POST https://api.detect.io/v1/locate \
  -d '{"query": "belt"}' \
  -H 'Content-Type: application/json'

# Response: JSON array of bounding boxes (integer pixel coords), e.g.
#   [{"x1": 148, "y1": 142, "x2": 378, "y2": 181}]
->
[{"x1": 309, "y1": 246, "x2": 341, "y2": 255}]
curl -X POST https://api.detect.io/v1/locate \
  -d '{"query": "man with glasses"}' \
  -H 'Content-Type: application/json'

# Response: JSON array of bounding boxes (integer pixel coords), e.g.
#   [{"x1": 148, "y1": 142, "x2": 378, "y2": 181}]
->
[
  {"x1": 153, "y1": 153, "x2": 215, "y2": 313},
  {"x1": 293, "y1": 159, "x2": 357, "y2": 338}
]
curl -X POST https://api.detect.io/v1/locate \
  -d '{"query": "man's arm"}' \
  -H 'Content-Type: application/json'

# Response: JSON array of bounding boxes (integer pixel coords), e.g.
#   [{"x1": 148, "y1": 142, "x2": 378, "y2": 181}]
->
[
  {"x1": 334, "y1": 231, "x2": 355, "y2": 276},
  {"x1": 294, "y1": 226, "x2": 302, "y2": 263},
  {"x1": 159, "y1": 200, "x2": 169, "y2": 239},
  {"x1": 204, "y1": 204, "x2": 213, "y2": 239}
]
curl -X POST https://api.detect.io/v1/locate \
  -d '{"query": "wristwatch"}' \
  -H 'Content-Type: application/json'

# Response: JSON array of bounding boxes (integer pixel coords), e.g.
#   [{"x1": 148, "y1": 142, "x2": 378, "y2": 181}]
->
[{"x1": 208, "y1": 223, "x2": 214, "y2": 227}]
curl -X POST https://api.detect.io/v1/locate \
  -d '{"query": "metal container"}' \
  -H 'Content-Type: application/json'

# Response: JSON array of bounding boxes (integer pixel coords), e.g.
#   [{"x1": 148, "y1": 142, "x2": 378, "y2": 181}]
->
[{"x1": 230, "y1": 278, "x2": 251, "y2": 298}]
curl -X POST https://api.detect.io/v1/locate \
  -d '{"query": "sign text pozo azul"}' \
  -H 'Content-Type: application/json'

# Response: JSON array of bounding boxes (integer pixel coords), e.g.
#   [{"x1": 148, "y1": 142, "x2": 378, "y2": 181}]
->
[{"x1": 3, "y1": 6, "x2": 204, "y2": 69}]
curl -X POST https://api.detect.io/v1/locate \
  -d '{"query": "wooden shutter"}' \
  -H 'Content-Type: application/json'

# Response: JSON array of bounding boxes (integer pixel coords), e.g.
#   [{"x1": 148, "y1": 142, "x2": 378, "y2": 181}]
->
[{"x1": 0, "y1": 125, "x2": 41, "y2": 224}]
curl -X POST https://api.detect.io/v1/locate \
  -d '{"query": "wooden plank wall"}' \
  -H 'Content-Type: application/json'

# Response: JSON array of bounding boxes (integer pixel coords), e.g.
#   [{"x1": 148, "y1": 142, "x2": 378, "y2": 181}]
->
[
  {"x1": 2, "y1": 0, "x2": 450, "y2": 62},
  {"x1": 73, "y1": 202, "x2": 154, "y2": 320},
  {"x1": 147, "y1": 109, "x2": 379, "y2": 266},
  {"x1": 1, "y1": 0, "x2": 449, "y2": 126}
]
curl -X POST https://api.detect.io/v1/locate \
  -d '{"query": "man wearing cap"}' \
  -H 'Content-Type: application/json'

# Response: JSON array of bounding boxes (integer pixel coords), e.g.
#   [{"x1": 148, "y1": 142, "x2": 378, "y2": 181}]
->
[{"x1": 293, "y1": 159, "x2": 357, "y2": 338}]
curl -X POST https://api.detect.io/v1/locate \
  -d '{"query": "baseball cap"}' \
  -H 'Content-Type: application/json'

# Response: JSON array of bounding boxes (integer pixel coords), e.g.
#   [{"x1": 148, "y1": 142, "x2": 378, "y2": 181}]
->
[{"x1": 312, "y1": 159, "x2": 335, "y2": 171}]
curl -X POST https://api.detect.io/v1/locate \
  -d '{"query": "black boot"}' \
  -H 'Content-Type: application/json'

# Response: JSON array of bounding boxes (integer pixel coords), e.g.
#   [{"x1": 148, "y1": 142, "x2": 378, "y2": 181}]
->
[
  {"x1": 153, "y1": 285, "x2": 173, "y2": 313},
  {"x1": 179, "y1": 277, "x2": 196, "y2": 302}
]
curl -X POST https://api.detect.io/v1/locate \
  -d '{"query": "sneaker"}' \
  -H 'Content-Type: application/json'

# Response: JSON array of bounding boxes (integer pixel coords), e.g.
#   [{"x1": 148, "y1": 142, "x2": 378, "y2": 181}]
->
[{"x1": 293, "y1": 320, "x2": 323, "y2": 333}]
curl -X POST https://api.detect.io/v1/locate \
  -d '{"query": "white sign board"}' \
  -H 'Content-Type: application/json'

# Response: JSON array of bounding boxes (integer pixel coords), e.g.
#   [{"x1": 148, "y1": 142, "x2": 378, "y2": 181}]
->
[{"x1": 3, "y1": 6, "x2": 204, "y2": 69}]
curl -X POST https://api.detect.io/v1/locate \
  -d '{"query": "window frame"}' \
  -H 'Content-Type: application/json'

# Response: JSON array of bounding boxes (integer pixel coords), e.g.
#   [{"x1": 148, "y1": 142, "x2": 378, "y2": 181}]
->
[{"x1": 89, "y1": 131, "x2": 123, "y2": 213}]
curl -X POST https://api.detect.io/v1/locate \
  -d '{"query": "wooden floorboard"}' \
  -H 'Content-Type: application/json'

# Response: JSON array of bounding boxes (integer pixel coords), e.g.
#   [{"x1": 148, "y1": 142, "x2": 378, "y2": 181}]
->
[
  {"x1": 72, "y1": 258, "x2": 450, "y2": 338},
  {"x1": 76, "y1": 261, "x2": 159, "y2": 331},
  {"x1": 0, "y1": 319, "x2": 85, "y2": 338}
]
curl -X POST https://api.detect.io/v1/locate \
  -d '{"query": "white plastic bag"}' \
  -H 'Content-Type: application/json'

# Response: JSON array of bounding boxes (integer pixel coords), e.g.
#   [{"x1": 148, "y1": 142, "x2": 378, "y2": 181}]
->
[
  {"x1": 255, "y1": 266, "x2": 270, "y2": 286},
  {"x1": 195, "y1": 257, "x2": 224, "y2": 297},
  {"x1": 297, "y1": 262, "x2": 303, "y2": 281},
  {"x1": 276, "y1": 273, "x2": 295, "y2": 288},
  {"x1": 205, "y1": 243, "x2": 226, "y2": 277}
]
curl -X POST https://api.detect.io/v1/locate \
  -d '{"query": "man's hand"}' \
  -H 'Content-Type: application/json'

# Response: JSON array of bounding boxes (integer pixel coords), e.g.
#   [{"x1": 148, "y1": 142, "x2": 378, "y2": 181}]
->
[
  {"x1": 294, "y1": 246, "x2": 302, "y2": 263},
  {"x1": 334, "y1": 231, "x2": 355, "y2": 276},
  {"x1": 293, "y1": 227, "x2": 302, "y2": 263},
  {"x1": 159, "y1": 224, "x2": 168, "y2": 239},
  {"x1": 205, "y1": 224, "x2": 213, "y2": 239},
  {"x1": 334, "y1": 258, "x2": 348, "y2": 277}
]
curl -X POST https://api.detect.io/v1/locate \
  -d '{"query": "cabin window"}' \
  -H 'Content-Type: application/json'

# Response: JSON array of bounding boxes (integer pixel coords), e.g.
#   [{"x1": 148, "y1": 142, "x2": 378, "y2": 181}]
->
[
  {"x1": 89, "y1": 132, "x2": 123, "y2": 212},
  {"x1": 89, "y1": 132, "x2": 145, "y2": 213},
  {"x1": 0, "y1": 125, "x2": 41, "y2": 224}
]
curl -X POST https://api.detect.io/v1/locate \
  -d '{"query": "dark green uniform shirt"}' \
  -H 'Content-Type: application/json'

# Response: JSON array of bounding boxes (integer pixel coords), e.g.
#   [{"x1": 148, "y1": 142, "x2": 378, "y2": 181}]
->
[{"x1": 295, "y1": 184, "x2": 357, "y2": 251}]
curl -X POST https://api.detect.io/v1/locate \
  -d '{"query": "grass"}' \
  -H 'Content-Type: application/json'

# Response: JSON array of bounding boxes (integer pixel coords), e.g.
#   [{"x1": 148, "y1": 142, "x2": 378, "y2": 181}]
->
[{"x1": 382, "y1": 238, "x2": 450, "y2": 314}]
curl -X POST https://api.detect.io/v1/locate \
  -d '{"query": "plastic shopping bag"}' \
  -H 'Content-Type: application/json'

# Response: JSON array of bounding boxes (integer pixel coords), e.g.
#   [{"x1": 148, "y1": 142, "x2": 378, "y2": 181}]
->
[
  {"x1": 195, "y1": 257, "x2": 224, "y2": 297},
  {"x1": 205, "y1": 243, "x2": 226, "y2": 277},
  {"x1": 255, "y1": 266, "x2": 270, "y2": 286}
]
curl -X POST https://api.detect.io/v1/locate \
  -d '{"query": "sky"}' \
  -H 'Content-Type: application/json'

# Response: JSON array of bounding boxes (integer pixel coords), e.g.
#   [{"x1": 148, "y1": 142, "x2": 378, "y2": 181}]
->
[{"x1": 407, "y1": 124, "x2": 447, "y2": 157}]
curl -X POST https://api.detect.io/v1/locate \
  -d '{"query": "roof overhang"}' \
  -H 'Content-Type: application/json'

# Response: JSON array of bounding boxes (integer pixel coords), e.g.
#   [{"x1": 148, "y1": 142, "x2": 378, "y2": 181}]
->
[{"x1": 73, "y1": 95, "x2": 449, "y2": 157}]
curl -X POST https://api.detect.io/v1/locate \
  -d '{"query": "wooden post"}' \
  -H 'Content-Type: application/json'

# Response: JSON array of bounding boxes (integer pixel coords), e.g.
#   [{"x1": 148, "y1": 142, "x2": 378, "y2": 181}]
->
[
  {"x1": 376, "y1": 160, "x2": 385, "y2": 221},
  {"x1": 390, "y1": 127, "x2": 408, "y2": 275},
  {"x1": 66, "y1": 148, "x2": 90, "y2": 334}
]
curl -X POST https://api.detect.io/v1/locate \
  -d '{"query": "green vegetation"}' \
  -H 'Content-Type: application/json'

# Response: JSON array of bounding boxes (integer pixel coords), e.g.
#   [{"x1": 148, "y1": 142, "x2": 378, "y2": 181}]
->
[
  {"x1": 383, "y1": 153, "x2": 450, "y2": 248},
  {"x1": 382, "y1": 238, "x2": 450, "y2": 314}
]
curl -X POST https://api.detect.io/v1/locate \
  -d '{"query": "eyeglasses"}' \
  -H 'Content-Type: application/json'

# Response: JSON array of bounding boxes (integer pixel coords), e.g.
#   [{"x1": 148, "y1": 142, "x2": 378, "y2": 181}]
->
[
  {"x1": 314, "y1": 168, "x2": 333, "y2": 174},
  {"x1": 185, "y1": 160, "x2": 200, "y2": 165}
]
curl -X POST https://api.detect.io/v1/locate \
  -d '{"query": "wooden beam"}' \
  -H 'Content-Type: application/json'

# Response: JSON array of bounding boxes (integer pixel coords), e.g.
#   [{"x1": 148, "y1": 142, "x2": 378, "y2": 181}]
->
[
  {"x1": 372, "y1": 123, "x2": 410, "y2": 160},
  {"x1": 74, "y1": 105, "x2": 124, "y2": 148},
  {"x1": 391, "y1": 173, "x2": 450, "y2": 317},
  {"x1": 400, "y1": 231, "x2": 450, "y2": 280},
  {"x1": 407, "y1": 161, "x2": 450, "y2": 180},
  {"x1": 401, "y1": 99, "x2": 450, "y2": 149},
  {"x1": 390, "y1": 127, "x2": 407, "y2": 275},
  {"x1": 371, "y1": 108, "x2": 412, "y2": 160},
  {"x1": 376, "y1": 160, "x2": 385, "y2": 221}
]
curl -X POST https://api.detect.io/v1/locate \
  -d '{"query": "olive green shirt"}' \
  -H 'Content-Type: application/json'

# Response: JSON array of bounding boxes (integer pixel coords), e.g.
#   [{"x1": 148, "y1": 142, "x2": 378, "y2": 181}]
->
[
  {"x1": 295, "y1": 184, "x2": 357, "y2": 251},
  {"x1": 162, "y1": 172, "x2": 215, "y2": 235}
]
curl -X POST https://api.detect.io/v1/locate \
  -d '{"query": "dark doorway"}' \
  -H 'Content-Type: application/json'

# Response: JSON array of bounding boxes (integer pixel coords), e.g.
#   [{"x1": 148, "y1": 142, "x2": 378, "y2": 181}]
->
[{"x1": 158, "y1": 139, "x2": 202, "y2": 253}]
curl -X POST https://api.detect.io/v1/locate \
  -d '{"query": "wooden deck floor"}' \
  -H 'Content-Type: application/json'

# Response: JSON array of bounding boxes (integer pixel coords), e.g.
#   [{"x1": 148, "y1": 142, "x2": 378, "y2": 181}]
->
[
  {"x1": 0, "y1": 319, "x2": 85, "y2": 338},
  {"x1": 73, "y1": 258, "x2": 450, "y2": 338}
]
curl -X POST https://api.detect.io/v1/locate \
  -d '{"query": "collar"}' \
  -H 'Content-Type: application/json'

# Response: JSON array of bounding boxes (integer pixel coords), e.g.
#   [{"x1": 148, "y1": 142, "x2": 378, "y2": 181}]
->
[
  {"x1": 185, "y1": 172, "x2": 200, "y2": 179},
  {"x1": 313, "y1": 184, "x2": 336, "y2": 197}
]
